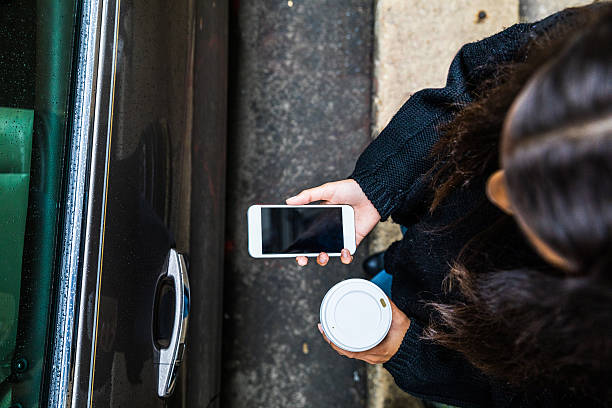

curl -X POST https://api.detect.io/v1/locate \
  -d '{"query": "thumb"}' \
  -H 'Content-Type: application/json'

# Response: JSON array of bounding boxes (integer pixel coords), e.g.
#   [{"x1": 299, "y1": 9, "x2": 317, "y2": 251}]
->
[{"x1": 286, "y1": 184, "x2": 332, "y2": 205}]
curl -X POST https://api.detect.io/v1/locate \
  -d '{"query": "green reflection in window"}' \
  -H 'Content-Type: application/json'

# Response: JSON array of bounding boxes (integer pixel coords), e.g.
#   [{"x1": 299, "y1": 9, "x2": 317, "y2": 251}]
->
[{"x1": 0, "y1": 1, "x2": 78, "y2": 407}]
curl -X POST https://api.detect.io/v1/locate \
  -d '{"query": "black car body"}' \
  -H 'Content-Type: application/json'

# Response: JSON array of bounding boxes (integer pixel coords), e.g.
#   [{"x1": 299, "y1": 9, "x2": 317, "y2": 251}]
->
[{"x1": 0, "y1": 0, "x2": 227, "y2": 406}]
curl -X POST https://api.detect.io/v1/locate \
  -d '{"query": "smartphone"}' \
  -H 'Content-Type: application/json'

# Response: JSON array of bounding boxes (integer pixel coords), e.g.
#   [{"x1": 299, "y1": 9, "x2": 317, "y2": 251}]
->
[{"x1": 247, "y1": 204, "x2": 356, "y2": 258}]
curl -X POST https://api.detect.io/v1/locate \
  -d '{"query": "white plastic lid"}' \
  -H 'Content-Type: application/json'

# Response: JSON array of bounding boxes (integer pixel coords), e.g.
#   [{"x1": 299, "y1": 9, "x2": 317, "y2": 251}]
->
[{"x1": 319, "y1": 278, "x2": 392, "y2": 352}]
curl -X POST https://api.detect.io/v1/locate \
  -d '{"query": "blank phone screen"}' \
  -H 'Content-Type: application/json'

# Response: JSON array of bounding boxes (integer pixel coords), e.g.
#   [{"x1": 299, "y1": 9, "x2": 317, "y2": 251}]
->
[{"x1": 261, "y1": 207, "x2": 344, "y2": 254}]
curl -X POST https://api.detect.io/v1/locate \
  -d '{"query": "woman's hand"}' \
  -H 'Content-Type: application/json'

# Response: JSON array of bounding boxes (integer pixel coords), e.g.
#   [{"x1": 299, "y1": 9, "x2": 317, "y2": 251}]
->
[
  {"x1": 318, "y1": 300, "x2": 410, "y2": 364},
  {"x1": 286, "y1": 179, "x2": 381, "y2": 266}
]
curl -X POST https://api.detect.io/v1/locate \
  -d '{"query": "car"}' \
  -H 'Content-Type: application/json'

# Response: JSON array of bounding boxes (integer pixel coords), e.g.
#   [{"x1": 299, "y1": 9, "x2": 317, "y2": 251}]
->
[{"x1": 0, "y1": 0, "x2": 227, "y2": 406}]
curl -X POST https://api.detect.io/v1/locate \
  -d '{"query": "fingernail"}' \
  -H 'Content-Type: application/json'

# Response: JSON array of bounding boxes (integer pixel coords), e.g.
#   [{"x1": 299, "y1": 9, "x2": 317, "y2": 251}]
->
[
  {"x1": 317, "y1": 323, "x2": 322, "y2": 333},
  {"x1": 317, "y1": 253, "x2": 328, "y2": 265},
  {"x1": 297, "y1": 258, "x2": 307, "y2": 266}
]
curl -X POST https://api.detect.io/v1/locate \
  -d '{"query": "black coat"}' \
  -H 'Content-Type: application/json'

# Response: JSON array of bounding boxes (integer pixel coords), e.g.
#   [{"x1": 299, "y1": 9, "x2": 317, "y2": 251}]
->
[{"x1": 350, "y1": 9, "x2": 593, "y2": 408}]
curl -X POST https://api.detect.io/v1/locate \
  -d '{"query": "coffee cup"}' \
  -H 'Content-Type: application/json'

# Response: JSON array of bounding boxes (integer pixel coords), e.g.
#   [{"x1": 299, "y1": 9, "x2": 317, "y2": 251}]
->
[{"x1": 319, "y1": 278, "x2": 392, "y2": 352}]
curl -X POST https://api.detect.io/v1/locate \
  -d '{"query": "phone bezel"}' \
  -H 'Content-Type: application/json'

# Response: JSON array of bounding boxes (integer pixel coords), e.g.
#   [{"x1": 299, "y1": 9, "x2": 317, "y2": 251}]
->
[{"x1": 247, "y1": 204, "x2": 356, "y2": 258}]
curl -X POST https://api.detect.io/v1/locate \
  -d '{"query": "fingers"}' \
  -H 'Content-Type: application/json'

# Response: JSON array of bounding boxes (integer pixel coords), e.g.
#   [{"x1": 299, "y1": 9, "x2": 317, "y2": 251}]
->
[
  {"x1": 297, "y1": 251, "x2": 350, "y2": 266},
  {"x1": 317, "y1": 324, "x2": 334, "y2": 347},
  {"x1": 317, "y1": 324, "x2": 355, "y2": 358},
  {"x1": 317, "y1": 323, "x2": 325, "y2": 338},
  {"x1": 340, "y1": 248, "x2": 353, "y2": 264},
  {"x1": 317, "y1": 252, "x2": 329, "y2": 266},
  {"x1": 317, "y1": 324, "x2": 386, "y2": 363},
  {"x1": 286, "y1": 184, "x2": 331, "y2": 205}
]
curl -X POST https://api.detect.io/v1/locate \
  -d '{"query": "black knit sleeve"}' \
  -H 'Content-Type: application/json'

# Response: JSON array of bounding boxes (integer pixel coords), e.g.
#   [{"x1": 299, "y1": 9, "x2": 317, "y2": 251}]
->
[
  {"x1": 349, "y1": 23, "x2": 534, "y2": 221},
  {"x1": 383, "y1": 320, "x2": 503, "y2": 407},
  {"x1": 383, "y1": 319, "x2": 579, "y2": 407}
]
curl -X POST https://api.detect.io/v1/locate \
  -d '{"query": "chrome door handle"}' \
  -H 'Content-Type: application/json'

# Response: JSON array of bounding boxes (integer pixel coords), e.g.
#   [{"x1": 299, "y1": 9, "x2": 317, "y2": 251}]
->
[{"x1": 155, "y1": 248, "x2": 190, "y2": 398}]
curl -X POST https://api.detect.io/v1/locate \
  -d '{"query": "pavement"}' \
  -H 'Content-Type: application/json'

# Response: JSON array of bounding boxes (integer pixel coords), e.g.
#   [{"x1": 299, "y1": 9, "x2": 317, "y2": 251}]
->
[
  {"x1": 222, "y1": 1, "x2": 594, "y2": 407},
  {"x1": 223, "y1": 1, "x2": 374, "y2": 407},
  {"x1": 520, "y1": 0, "x2": 593, "y2": 22}
]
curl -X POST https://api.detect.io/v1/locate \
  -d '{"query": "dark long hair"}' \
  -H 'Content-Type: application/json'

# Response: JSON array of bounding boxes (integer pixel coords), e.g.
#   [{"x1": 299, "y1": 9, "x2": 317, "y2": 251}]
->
[{"x1": 425, "y1": 4, "x2": 612, "y2": 399}]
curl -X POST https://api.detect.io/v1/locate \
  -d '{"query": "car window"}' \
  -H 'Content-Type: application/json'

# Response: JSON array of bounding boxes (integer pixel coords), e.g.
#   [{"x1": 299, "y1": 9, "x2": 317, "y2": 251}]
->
[{"x1": 0, "y1": 1, "x2": 78, "y2": 407}]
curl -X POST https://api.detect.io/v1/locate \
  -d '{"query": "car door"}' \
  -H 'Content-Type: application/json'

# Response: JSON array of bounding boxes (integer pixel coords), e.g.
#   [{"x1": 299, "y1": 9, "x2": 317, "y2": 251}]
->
[
  {"x1": 41, "y1": 0, "x2": 227, "y2": 407},
  {"x1": 74, "y1": 0, "x2": 194, "y2": 404}
]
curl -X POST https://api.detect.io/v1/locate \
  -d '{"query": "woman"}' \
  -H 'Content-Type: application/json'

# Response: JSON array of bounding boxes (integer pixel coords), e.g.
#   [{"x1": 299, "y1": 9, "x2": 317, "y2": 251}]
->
[{"x1": 287, "y1": 4, "x2": 612, "y2": 407}]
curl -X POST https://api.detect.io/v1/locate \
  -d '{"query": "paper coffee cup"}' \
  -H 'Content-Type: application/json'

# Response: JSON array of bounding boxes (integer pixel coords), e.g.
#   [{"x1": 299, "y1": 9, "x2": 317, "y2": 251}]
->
[{"x1": 319, "y1": 278, "x2": 392, "y2": 352}]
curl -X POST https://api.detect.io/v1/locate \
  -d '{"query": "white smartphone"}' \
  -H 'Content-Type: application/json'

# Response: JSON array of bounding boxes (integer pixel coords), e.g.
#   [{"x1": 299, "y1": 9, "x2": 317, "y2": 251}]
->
[{"x1": 247, "y1": 204, "x2": 356, "y2": 258}]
